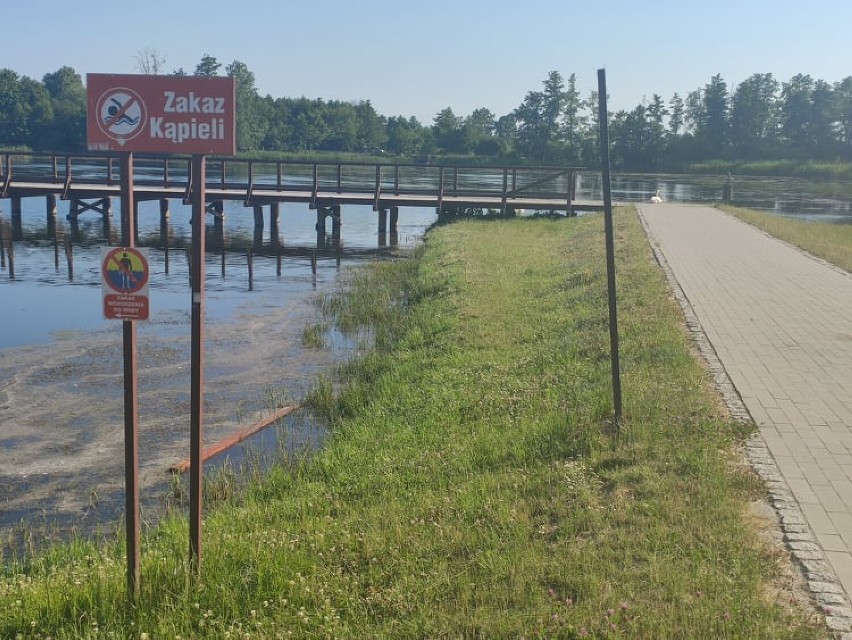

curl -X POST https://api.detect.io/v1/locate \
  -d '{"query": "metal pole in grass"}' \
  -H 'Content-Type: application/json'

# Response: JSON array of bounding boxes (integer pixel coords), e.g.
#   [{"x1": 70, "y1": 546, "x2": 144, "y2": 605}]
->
[
  {"x1": 120, "y1": 151, "x2": 141, "y2": 598},
  {"x1": 597, "y1": 68, "x2": 623, "y2": 424},
  {"x1": 189, "y1": 154, "x2": 207, "y2": 575}
]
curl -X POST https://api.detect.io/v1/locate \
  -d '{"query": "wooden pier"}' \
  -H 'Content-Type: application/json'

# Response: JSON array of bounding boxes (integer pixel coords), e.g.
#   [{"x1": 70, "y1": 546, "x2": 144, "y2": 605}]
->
[{"x1": 0, "y1": 152, "x2": 600, "y2": 241}]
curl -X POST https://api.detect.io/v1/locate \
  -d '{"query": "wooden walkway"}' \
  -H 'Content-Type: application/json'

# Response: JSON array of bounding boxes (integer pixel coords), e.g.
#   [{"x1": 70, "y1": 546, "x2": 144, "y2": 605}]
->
[{"x1": 0, "y1": 152, "x2": 599, "y2": 215}]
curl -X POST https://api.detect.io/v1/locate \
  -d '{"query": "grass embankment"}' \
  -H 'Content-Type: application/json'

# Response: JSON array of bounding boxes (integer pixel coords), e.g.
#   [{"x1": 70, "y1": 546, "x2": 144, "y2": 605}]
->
[
  {"x1": 722, "y1": 205, "x2": 852, "y2": 273},
  {"x1": 0, "y1": 210, "x2": 825, "y2": 638}
]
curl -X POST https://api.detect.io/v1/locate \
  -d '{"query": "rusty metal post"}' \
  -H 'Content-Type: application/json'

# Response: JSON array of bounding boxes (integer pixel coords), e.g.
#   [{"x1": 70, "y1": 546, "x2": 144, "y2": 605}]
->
[
  {"x1": 133, "y1": 199, "x2": 140, "y2": 245},
  {"x1": 597, "y1": 69, "x2": 623, "y2": 425},
  {"x1": 189, "y1": 155, "x2": 207, "y2": 574},
  {"x1": 120, "y1": 151, "x2": 141, "y2": 597}
]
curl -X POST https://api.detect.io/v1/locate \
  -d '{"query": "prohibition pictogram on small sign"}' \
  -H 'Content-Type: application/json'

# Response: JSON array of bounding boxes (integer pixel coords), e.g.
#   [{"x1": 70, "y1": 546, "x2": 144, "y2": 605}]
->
[
  {"x1": 95, "y1": 88, "x2": 147, "y2": 146},
  {"x1": 102, "y1": 247, "x2": 150, "y2": 320}
]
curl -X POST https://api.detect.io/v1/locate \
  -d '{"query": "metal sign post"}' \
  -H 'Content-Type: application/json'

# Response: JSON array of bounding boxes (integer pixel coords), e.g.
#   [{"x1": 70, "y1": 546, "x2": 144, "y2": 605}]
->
[
  {"x1": 119, "y1": 151, "x2": 141, "y2": 596},
  {"x1": 86, "y1": 73, "x2": 235, "y2": 584},
  {"x1": 597, "y1": 68, "x2": 623, "y2": 424},
  {"x1": 189, "y1": 155, "x2": 206, "y2": 572}
]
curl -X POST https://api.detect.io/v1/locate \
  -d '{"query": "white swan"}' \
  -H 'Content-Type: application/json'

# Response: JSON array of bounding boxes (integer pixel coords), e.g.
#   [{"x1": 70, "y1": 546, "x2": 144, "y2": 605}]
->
[{"x1": 650, "y1": 189, "x2": 663, "y2": 204}]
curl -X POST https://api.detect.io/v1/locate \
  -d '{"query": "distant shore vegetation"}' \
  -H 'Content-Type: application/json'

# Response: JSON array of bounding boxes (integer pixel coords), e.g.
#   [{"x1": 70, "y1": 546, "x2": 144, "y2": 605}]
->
[{"x1": 2, "y1": 54, "x2": 851, "y2": 176}]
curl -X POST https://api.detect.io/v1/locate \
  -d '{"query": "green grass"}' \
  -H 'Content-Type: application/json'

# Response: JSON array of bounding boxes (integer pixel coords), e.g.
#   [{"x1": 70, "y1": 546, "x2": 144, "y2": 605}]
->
[
  {"x1": 0, "y1": 210, "x2": 826, "y2": 638},
  {"x1": 722, "y1": 205, "x2": 852, "y2": 273}
]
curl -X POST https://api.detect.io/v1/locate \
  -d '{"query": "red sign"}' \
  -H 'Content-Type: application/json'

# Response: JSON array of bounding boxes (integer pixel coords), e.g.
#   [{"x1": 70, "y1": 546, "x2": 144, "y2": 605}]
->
[
  {"x1": 102, "y1": 247, "x2": 150, "y2": 320},
  {"x1": 87, "y1": 74, "x2": 236, "y2": 155}
]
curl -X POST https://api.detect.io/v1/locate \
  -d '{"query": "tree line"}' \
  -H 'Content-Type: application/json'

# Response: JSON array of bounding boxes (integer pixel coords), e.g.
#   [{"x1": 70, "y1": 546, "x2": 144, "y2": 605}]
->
[{"x1": 2, "y1": 55, "x2": 851, "y2": 170}]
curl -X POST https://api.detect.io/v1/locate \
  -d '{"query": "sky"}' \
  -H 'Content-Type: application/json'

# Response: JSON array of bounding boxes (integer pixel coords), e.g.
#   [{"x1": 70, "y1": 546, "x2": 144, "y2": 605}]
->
[{"x1": 4, "y1": 0, "x2": 851, "y2": 123}]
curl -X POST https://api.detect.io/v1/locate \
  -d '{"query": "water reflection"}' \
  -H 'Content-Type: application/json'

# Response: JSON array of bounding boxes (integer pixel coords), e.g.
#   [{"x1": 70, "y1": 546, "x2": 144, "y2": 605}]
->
[{"x1": 0, "y1": 198, "x2": 435, "y2": 350}]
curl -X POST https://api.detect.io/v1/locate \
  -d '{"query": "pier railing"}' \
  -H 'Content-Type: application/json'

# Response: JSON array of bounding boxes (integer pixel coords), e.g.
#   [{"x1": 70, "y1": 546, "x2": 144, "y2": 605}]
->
[{"x1": 0, "y1": 151, "x2": 581, "y2": 211}]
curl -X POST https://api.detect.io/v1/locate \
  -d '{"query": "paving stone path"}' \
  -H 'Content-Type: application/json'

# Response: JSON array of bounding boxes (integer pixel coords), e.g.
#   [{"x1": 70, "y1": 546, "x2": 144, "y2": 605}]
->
[{"x1": 637, "y1": 203, "x2": 852, "y2": 637}]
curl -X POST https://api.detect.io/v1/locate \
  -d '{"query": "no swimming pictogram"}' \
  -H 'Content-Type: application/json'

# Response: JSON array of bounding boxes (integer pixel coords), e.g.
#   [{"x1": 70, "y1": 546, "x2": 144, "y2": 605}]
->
[{"x1": 95, "y1": 88, "x2": 147, "y2": 145}]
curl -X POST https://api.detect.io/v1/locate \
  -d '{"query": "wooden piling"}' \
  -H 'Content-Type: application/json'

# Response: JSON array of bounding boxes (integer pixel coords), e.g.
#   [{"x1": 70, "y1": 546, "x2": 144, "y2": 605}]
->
[
  {"x1": 270, "y1": 202, "x2": 280, "y2": 244},
  {"x1": 159, "y1": 198, "x2": 170, "y2": 226},
  {"x1": 11, "y1": 197, "x2": 22, "y2": 241},
  {"x1": 247, "y1": 250, "x2": 254, "y2": 291},
  {"x1": 378, "y1": 207, "x2": 388, "y2": 248},
  {"x1": 311, "y1": 250, "x2": 317, "y2": 275},
  {"x1": 102, "y1": 214, "x2": 113, "y2": 241},
  {"x1": 161, "y1": 213, "x2": 171, "y2": 275},
  {"x1": 0, "y1": 222, "x2": 5, "y2": 269},
  {"x1": 213, "y1": 201, "x2": 225, "y2": 239},
  {"x1": 53, "y1": 226, "x2": 60, "y2": 271},
  {"x1": 253, "y1": 204, "x2": 264, "y2": 231},
  {"x1": 69, "y1": 214, "x2": 80, "y2": 242},
  {"x1": 276, "y1": 244, "x2": 282, "y2": 277},
  {"x1": 64, "y1": 236, "x2": 73, "y2": 281},
  {"x1": 46, "y1": 193, "x2": 58, "y2": 227},
  {"x1": 331, "y1": 205, "x2": 342, "y2": 244},
  {"x1": 390, "y1": 206, "x2": 399, "y2": 234},
  {"x1": 7, "y1": 236, "x2": 14, "y2": 279}
]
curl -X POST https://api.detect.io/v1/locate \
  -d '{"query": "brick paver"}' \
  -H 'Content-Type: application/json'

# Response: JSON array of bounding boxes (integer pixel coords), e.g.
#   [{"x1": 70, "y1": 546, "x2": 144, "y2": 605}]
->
[{"x1": 638, "y1": 203, "x2": 852, "y2": 607}]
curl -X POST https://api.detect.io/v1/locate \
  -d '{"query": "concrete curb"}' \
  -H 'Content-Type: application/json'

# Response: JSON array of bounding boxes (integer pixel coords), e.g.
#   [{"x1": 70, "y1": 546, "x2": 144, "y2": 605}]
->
[{"x1": 635, "y1": 205, "x2": 852, "y2": 638}]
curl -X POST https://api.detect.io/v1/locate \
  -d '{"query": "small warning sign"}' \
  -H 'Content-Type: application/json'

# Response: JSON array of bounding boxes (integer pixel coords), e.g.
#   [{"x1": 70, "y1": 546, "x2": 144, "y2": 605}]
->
[{"x1": 102, "y1": 247, "x2": 150, "y2": 320}]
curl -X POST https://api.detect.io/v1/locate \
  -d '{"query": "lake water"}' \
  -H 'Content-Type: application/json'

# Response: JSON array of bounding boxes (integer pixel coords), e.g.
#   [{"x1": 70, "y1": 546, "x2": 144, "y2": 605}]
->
[{"x1": 0, "y1": 197, "x2": 434, "y2": 349}]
